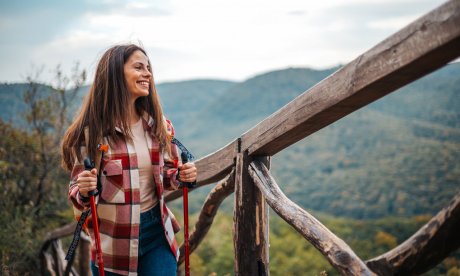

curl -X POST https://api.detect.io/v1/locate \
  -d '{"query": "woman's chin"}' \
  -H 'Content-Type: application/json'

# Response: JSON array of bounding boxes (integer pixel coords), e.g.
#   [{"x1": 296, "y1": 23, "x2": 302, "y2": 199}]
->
[{"x1": 137, "y1": 89, "x2": 150, "y2": 97}]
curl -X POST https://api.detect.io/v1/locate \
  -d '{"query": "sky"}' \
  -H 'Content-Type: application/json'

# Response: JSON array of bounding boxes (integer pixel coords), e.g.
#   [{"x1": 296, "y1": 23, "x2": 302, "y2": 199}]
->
[{"x1": 0, "y1": 0, "x2": 448, "y2": 85}]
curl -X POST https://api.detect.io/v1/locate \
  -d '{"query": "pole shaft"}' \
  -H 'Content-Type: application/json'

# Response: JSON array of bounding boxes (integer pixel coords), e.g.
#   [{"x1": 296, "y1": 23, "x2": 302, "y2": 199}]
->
[
  {"x1": 184, "y1": 186, "x2": 190, "y2": 276},
  {"x1": 90, "y1": 196, "x2": 105, "y2": 276}
]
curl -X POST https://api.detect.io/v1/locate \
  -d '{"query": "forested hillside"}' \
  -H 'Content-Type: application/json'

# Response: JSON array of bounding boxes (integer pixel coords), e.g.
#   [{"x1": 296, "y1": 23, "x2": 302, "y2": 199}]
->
[{"x1": 1, "y1": 63, "x2": 459, "y2": 219}]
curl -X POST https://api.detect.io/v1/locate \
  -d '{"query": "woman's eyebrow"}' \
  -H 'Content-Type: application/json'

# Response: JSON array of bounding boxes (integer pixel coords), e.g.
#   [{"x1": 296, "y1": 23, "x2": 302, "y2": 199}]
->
[{"x1": 133, "y1": 61, "x2": 147, "y2": 66}]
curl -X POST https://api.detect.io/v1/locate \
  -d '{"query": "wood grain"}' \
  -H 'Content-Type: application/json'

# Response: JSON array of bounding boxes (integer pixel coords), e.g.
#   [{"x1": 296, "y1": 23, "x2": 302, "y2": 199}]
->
[
  {"x1": 233, "y1": 154, "x2": 270, "y2": 275},
  {"x1": 165, "y1": 139, "x2": 238, "y2": 202}
]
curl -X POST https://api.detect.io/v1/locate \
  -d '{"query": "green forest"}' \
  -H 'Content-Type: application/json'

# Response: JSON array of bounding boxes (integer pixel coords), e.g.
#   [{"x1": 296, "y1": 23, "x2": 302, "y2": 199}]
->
[{"x1": 1, "y1": 63, "x2": 459, "y2": 275}]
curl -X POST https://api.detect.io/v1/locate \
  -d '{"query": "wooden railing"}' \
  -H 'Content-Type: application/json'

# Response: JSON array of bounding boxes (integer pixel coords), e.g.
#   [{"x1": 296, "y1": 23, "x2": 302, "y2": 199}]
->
[
  {"x1": 41, "y1": 0, "x2": 460, "y2": 275},
  {"x1": 40, "y1": 223, "x2": 90, "y2": 276}
]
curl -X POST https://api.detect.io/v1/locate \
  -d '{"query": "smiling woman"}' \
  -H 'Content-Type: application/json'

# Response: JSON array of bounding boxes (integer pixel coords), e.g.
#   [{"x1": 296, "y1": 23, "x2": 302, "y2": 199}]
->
[
  {"x1": 124, "y1": 50, "x2": 152, "y2": 108},
  {"x1": 60, "y1": 44, "x2": 197, "y2": 276}
]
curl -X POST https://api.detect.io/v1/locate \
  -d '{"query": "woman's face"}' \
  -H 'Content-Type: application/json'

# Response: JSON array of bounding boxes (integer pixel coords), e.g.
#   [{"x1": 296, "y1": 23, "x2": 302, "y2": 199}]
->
[{"x1": 124, "y1": 50, "x2": 152, "y2": 101}]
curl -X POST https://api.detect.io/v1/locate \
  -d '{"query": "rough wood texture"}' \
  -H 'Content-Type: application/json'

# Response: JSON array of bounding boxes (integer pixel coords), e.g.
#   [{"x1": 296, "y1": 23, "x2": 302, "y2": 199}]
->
[
  {"x1": 234, "y1": 154, "x2": 270, "y2": 276},
  {"x1": 249, "y1": 160, "x2": 374, "y2": 275},
  {"x1": 42, "y1": 222, "x2": 77, "y2": 245},
  {"x1": 366, "y1": 191, "x2": 460, "y2": 275},
  {"x1": 177, "y1": 168, "x2": 236, "y2": 265},
  {"x1": 241, "y1": 0, "x2": 460, "y2": 156},
  {"x1": 165, "y1": 139, "x2": 238, "y2": 202},
  {"x1": 195, "y1": 139, "x2": 238, "y2": 185},
  {"x1": 52, "y1": 240, "x2": 65, "y2": 275},
  {"x1": 255, "y1": 156, "x2": 270, "y2": 275}
]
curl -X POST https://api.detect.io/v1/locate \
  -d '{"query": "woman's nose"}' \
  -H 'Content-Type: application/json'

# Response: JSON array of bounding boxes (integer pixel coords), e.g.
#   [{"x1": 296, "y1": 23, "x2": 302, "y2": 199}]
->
[{"x1": 143, "y1": 69, "x2": 152, "y2": 78}]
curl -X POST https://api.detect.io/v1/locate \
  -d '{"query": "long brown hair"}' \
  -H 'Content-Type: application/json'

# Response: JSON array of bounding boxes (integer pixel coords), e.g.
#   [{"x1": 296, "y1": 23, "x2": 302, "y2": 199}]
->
[{"x1": 61, "y1": 44, "x2": 170, "y2": 171}]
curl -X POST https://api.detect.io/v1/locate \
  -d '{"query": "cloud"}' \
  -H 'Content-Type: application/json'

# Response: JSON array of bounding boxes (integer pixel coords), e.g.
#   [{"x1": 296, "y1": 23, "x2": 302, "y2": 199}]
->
[
  {"x1": 0, "y1": 0, "x2": 170, "y2": 44},
  {"x1": 0, "y1": 0, "x2": 173, "y2": 81},
  {"x1": 0, "y1": 0, "x2": 447, "y2": 83}
]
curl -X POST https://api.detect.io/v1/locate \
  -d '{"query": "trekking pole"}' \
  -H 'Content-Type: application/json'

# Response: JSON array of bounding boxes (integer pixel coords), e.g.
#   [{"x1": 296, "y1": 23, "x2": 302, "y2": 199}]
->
[
  {"x1": 84, "y1": 158, "x2": 105, "y2": 276},
  {"x1": 180, "y1": 152, "x2": 191, "y2": 276}
]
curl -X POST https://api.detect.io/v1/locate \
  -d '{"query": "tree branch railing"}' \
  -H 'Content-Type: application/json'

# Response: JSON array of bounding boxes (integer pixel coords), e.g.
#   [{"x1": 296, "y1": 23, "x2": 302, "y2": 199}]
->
[
  {"x1": 366, "y1": 191, "x2": 460, "y2": 275},
  {"x1": 248, "y1": 160, "x2": 375, "y2": 275},
  {"x1": 40, "y1": 222, "x2": 90, "y2": 276},
  {"x1": 42, "y1": 0, "x2": 460, "y2": 275}
]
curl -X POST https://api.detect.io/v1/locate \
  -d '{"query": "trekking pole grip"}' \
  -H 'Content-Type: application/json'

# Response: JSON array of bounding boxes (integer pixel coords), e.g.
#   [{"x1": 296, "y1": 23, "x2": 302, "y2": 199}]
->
[
  {"x1": 180, "y1": 152, "x2": 196, "y2": 188},
  {"x1": 83, "y1": 158, "x2": 97, "y2": 196}
]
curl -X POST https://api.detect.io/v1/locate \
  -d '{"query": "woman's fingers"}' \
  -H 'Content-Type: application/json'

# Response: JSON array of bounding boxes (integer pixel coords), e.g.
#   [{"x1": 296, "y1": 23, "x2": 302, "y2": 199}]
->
[
  {"x1": 79, "y1": 169, "x2": 97, "y2": 177},
  {"x1": 77, "y1": 177, "x2": 97, "y2": 185},
  {"x1": 179, "y1": 162, "x2": 197, "y2": 182},
  {"x1": 77, "y1": 170, "x2": 98, "y2": 196}
]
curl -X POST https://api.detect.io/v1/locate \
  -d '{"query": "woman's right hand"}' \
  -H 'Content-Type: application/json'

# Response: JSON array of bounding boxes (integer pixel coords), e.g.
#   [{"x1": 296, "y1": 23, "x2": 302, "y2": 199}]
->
[{"x1": 76, "y1": 168, "x2": 98, "y2": 197}]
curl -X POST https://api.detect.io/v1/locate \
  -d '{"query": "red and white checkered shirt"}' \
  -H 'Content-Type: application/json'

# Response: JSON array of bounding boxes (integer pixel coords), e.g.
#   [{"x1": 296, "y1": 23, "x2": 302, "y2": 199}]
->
[{"x1": 68, "y1": 115, "x2": 181, "y2": 275}]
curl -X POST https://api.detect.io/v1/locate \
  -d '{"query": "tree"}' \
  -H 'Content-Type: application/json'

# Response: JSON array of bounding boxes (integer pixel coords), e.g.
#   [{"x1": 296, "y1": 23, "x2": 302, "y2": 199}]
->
[
  {"x1": 22, "y1": 63, "x2": 86, "y2": 216},
  {"x1": 0, "y1": 63, "x2": 86, "y2": 274}
]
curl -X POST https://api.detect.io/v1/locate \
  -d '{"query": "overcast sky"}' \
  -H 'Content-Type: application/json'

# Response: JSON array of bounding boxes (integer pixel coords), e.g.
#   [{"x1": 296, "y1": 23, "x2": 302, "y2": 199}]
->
[{"x1": 0, "y1": 0, "x2": 447, "y2": 85}]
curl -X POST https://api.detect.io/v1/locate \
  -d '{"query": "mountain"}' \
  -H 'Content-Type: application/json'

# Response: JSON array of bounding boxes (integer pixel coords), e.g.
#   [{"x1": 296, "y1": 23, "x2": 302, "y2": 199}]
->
[
  {"x1": 0, "y1": 83, "x2": 89, "y2": 128},
  {"x1": 157, "y1": 79, "x2": 236, "y2": 142},
  {"x1": 1, "y1": 63, "x2": 459, "y2": 219},
  {"x1": 182, "y1": 67, "x2": 339, "y2": 154}
]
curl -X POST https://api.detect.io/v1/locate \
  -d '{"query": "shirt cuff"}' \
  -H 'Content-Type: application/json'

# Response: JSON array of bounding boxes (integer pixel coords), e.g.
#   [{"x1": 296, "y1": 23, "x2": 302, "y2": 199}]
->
[{"x1": 77, "y1": 191, "x2": 91, "y2": 207}]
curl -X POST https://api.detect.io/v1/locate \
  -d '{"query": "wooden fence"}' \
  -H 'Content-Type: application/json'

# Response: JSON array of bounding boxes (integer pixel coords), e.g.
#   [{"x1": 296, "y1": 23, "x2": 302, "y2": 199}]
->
[{"x1": 41, "y1": 0, "x2": 460, "y2": 275}]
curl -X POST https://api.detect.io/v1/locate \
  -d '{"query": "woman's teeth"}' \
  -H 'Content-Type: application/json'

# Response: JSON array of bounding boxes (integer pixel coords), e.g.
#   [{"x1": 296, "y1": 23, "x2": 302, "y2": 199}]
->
[{"x1": 138, "y1": 81, "x2": 149, "y2": 87}]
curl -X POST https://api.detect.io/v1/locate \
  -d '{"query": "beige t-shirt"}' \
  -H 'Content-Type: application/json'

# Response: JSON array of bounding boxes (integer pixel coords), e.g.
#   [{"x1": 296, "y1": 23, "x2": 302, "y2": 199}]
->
[{"x1": 131, "y1": 118, "x2": 158, "y2": 212}]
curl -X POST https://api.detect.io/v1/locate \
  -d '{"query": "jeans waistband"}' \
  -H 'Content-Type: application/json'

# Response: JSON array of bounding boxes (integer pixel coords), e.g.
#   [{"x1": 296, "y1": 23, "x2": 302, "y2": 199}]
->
[{"x1": 140, "y1": 204, "x2": 161, "y2": 224}]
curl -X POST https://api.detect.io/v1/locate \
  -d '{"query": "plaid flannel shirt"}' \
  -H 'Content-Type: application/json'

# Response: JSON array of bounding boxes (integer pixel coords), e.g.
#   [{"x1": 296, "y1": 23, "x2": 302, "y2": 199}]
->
[{"x1": 68, "y1": 115, "x2": 182, "y2": 275}]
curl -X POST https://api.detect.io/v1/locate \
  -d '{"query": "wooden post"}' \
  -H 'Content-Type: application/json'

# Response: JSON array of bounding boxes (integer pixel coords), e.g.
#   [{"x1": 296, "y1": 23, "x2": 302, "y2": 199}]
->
[{"x1": 234, "y1": 149, "x2": 270, "y2": 276}]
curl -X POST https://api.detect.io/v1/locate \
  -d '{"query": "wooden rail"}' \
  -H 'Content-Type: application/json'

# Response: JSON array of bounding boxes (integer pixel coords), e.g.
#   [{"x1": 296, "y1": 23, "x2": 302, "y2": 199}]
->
[
  {"x1": 366, "y1": 191, "x2": 460, "y2": 275},
  {"x1": 42, "y1": 1, "x2": 460, "y2": 275}
]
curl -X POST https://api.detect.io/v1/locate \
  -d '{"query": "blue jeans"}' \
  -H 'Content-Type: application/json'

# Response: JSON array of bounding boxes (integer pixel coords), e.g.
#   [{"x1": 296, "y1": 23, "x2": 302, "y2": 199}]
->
[{"x1": 91, "y1": 204, "x2": 177, "y2": 275}]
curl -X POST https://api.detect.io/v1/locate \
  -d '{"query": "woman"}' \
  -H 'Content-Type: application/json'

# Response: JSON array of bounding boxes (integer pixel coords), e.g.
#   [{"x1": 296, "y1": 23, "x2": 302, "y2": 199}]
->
[{"x1": 61, "y1": 44, "x2": 197, "y2": 275}]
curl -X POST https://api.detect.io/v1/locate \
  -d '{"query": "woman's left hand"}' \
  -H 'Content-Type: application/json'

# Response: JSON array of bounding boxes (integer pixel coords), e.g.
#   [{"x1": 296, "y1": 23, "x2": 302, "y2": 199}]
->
[{"x1": 178, "y1": 162, "x2": 197, "y2": 183}]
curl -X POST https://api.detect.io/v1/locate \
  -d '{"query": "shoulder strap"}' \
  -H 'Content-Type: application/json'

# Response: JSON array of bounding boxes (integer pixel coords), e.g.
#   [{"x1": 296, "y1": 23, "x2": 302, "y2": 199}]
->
[{"x1": 84, "y1": 127, "x2": 103, "y2": 173}]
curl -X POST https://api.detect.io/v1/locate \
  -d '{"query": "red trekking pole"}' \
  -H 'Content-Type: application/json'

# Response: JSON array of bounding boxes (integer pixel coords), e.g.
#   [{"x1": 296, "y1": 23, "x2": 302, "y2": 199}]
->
[
  {"x1": 180, "y1": 152, "x2": 192, "y2": 276},
  {"x1": 84, "y1": 158, "x2": 105, "y2": 276}
]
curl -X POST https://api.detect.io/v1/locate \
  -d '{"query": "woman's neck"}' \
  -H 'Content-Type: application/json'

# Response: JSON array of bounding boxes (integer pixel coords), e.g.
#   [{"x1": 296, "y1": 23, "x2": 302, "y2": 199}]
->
[{"x1": 129, "y1": 104, "x2": 141, "y2": 125}]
